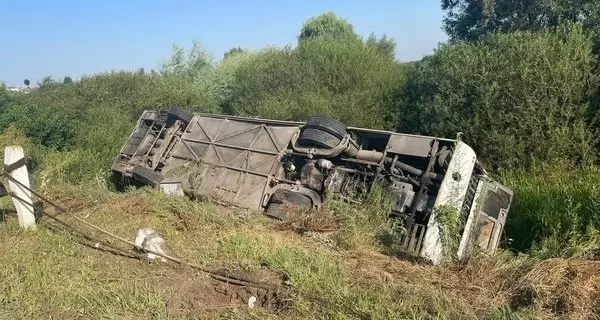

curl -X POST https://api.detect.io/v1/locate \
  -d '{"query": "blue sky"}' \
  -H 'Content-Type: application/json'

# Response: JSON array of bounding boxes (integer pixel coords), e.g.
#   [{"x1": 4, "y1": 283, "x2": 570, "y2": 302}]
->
[{"x1": 1, "y1": 1, "x2": 448, "y2": 86}]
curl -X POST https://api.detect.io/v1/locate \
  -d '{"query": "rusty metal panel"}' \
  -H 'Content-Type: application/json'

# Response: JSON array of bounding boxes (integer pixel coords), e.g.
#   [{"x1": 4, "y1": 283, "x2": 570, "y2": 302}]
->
[
  {"x1": 387, "y1": 134, "x2": 437, "y2": 158},
  {"x1": 163, "y1": 115, "x2": 300, "y2": 211}
]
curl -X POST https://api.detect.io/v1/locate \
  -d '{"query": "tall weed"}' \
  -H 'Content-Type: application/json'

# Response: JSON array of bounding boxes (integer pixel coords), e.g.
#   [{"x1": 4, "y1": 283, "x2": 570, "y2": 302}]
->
[
  {"x1": 324, "y1": 183, "x2": 401, "y2": 251},
  {"x1": 500, "y1": 164, "x2": 600, "y2": 258}
]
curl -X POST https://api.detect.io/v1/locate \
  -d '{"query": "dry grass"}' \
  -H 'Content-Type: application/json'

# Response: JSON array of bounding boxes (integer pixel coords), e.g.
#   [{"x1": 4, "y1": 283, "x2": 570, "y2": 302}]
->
[
  {"x1": 0, "y1": 185, "x2": 599, "y2": 319},
  {"x1": 510, "y1": 258, "x2": 600, "y2": 319},
  {"x1": 275, "y1": 208, "x2": 339, "y2": 234}
]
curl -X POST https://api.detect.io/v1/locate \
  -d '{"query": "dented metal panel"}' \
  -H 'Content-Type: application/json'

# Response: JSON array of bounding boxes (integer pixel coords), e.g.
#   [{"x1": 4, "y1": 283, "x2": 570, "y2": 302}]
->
[
  {"x1": 161, "y1": 115, "x2": 300, "y2": 211},
  {"x1": 387, "y1": 135, "x2": 438, "y2": 158}
]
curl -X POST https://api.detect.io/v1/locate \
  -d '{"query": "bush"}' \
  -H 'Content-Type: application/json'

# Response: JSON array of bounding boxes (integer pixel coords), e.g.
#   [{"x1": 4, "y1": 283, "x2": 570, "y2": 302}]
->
[
  {"x1": 19, "y1": 71, "x2": 217, "y2": 123},
  {"x1": 207, "y1": 50, "x2": 260, "y2": 110},
  {"x1": 2, "y1": 69, "x2": 222, "y2": 188},
  {"x1": 0, "y1": 126, "x2": 42, "y2": 173},
  {"x1": 398, "y1": 24, "x2": 599, "y2": 169},
  {"x1": 296, "y1": 38, "x2": 404, "y2": 129},
  {"x1": 500, "y1": 164, "x2": 600, "y2": 258},
  {"x1": 225, "y1": 39, "x2": 404, "y2": 129},
  {"x1": 0, "y1": 103, "x2": 77, "y2": 150},
  {"x1": 223, "y1": 47, "x2": 309, "y2": 118}
]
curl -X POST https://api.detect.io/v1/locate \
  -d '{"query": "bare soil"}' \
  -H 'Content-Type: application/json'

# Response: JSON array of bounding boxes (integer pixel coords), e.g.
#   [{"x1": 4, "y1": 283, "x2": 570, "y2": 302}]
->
[{"x1": 156, "y1": 263, "x2": 292, "y2": 319}]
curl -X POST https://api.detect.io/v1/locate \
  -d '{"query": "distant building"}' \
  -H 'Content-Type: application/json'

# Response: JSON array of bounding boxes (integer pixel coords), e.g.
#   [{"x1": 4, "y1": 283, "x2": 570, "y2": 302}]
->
[{"x1": 5, "y1": 86, "x2": 31, "y2": 93}]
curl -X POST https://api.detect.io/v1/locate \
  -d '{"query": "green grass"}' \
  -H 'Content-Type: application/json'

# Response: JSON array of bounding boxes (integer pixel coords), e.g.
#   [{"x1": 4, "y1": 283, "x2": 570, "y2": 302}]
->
[
  {"x1": 1, "y1": 127, "x2": 599, "y2": 319},
  {"x1": 1, "y1": 183, "x2": 597, "y2": 320},
  {"x1": 0, "y1": 226, "x2": 169, "y2": 319},
  {"x1": 500, "y1": 164, "x2": 600, "y2": 258}
]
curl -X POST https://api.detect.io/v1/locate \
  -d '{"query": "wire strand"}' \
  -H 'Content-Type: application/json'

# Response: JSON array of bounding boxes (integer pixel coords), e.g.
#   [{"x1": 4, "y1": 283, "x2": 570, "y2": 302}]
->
[{"x1": 2, "y1": 171, "x2": 283, "y2": 291}]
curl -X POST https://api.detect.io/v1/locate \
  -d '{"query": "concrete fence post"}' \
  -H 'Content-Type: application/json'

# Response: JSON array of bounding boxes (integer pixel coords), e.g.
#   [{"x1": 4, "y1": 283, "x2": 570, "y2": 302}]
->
[{"x1": 4, "y1": 146, "x2": 36, "y2": 229}]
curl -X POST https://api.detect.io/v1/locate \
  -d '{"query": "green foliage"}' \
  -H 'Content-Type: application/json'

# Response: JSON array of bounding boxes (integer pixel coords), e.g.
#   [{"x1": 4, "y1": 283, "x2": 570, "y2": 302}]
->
[
  {"x1": 296, "y1": 38, "x2": 403, "y2": 128},
  {"x1": 223, "y1": 47, "x2": 245, "y2": 59},
  {"x1": 5, "y1": 68, "x2": 218, "y2": 189},
  {"x1": 398, "y1": 24, "x2": 599, "y2": 169},
  {"x1": 0, "y1": 102, "x2": 77, "y2": 150},
  {"x1": 221, "y1": 47, "x2": 305, "y2": 118},
  {"x1": 298, "y1": 11, "x2": 361, "y2": 43},
  {"x1": 501, "y1": 165, "x2": 600, "y2": 258},
  {"x1": 441, "y1": 0, "x2": 600, "y2": 45},
  {"x1": 365, "y1": 32, "x2": 397, "y2": 57},
  {"x1": 160, "y1": 40, "x2": 214, "y2": 81},
  {"x1": 434, "y1": 205, "x2": 462, "y2": 262},
  {"x1": 37, "y1": 148, "x2": 112, "y2": 189},
  {"x1": 0, "y1": 84, "x2": 12, "y2": 108},
  {"x1": 225, "y1": 38, "x2": 404, "y2": 129},
  {"x1": 324, "y1": 182, "x2": 399, "y2": 251},
  {"x1": 207, "y1": 50, "x2": 259, "y2": 109},
  {"x1": 38, "y1": 75, "x2": 56, "y2": 88},
  {"x1": 24, "y1": 70, "x2": 217, "y2": 118},
  {"x1": 62, "y1": 76, "x2": 72, "y2": 84}
]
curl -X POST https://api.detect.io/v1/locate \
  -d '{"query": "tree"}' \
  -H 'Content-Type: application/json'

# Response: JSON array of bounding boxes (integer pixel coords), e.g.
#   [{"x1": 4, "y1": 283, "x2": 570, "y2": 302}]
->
[
  {"x1": 296, "y1": 38, "x2": 404, "y2": 128},
  {"x1": 160, "y1": 40, "x2": 213, "y2": 80},
  {"x1": 441, "y1": 0, "x2": 600, "y2": 44},
  {"x1": 298, "y1": 12, "x2": 397, "y2": 60},
  {"x1": 298, "y1": 12, "x2": 361, "y2": 43},
  {"x1": 223, "y1": 47, "x2": 245, "y2": 59},
  {"x1": 39, "y1": 76, "x2": 55, "y2": 88},
  {"x1": 224, "y1": 38, "x2": 404, "y2": 129},
  {"x1": 0, "y1": 82, "x2": 10, "y2": 107},
  {"x1": 63, "y1": 76, "x2": 73, "y2": 84},
  {"x1": 398, "y1": 24, "x2": 598, "y2": 169},
  {"x1": 365, "y1": 33, "x2": 397, "y2": 58}
]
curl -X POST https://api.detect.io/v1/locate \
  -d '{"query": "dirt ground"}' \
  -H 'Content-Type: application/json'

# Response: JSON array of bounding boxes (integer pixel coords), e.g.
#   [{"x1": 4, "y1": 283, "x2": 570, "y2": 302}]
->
[{"x1": 156, "y1": 263, "x2": 292, "y2": 319}]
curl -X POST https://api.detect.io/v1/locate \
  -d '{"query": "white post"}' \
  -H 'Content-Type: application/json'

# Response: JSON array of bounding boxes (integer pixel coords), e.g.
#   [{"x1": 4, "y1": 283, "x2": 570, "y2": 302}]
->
[{"x1": 4, "y1": 146, "x2": 36, "y2": 229}]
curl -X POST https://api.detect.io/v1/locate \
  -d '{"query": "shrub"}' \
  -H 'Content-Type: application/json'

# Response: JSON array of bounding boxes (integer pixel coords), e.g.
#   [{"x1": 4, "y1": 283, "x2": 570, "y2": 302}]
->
[
  {"x1": 4, "y1": 69, "x2": 220, "y2": 187},
  {"x1": 225, "y1": 39, "x2": 404, "y2": 129},
  {"x1": 500, "y1": 164, "x2": 600, "y2": 258},
  {"x1": 207, "y1": 50, "x2": 260, "y2": 110},
  {"x1": 0, "y1": 126, "x2": 42, "y2": 173},
  {"x1": 223, "y1": 47, "x2": 307, "y2": 118},
  {"x1": 0, "y1": 103, "x2": 77, "y2": 150},
  {"x1": 398, "y1": 24, "x2": 599, "y2": 169},
  {"x1": 296, "y1": 38, "x2": 404, "y2": 129}
]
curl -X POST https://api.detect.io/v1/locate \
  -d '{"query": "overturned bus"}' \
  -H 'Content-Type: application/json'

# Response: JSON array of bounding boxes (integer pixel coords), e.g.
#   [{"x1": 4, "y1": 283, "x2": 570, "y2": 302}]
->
[{"x1": 111, "y1": 108, "x2": 513, "y2": 265}]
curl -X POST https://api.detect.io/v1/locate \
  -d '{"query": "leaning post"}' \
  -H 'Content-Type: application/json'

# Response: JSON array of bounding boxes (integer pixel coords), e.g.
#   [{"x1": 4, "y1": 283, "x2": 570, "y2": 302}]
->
[{"x1": 4, "y1": 146, "x2": 36, "y2": 229}]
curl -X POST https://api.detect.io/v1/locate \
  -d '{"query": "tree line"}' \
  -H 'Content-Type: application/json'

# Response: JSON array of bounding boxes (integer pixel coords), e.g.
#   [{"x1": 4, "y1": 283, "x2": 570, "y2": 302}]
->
[{"x1": 2, "y1": 2, "x2": 600, "y2": 173}]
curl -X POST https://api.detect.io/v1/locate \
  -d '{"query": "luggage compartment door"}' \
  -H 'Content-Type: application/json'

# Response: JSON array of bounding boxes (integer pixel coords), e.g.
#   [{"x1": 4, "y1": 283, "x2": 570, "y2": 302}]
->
[{"x1": 164, "y1": 116, "x2": 300, "y2": 211}]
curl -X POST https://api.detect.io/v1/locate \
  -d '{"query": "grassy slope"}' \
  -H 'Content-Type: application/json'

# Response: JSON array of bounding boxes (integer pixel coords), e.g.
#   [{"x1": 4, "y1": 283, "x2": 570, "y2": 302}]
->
[
  {"x1": 501, "y1": 166, "x2": 600, "y2": 259},
  {"x1": 1, "y1": 185, "x2": 599, "y2": 320}
]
